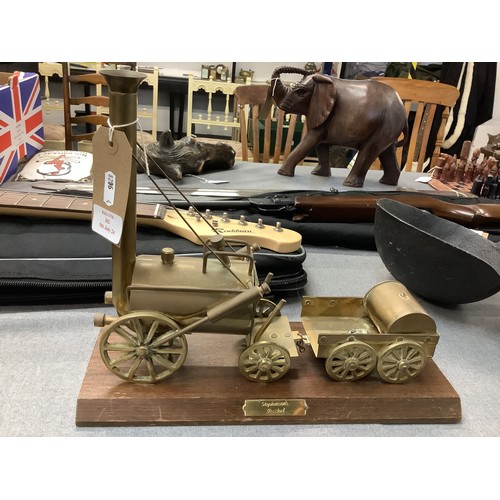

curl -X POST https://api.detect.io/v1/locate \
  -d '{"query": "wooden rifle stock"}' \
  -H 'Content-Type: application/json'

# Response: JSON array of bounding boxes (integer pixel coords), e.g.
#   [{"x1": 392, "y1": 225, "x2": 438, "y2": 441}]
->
[{"x1": 293, "y1": 193, "x2": 500, "y2": 229}]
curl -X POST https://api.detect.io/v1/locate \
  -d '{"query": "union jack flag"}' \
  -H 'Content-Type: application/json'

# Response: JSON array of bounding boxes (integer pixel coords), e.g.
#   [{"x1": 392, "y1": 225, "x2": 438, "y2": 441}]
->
[{"x1": 0, "y1": 71, "x2": 44, "y2": 183}]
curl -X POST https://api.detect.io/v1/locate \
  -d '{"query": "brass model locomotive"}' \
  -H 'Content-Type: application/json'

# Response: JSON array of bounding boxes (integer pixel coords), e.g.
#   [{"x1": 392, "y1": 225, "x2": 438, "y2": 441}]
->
[{"x1": 92, "y1": 69, "x2": 439, "y2": 387}]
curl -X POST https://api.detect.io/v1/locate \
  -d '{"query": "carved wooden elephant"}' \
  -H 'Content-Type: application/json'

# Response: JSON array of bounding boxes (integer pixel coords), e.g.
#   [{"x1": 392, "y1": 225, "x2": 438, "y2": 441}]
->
[{"x1": 270, "y1": 66, "x2": 408, "y2": 187}]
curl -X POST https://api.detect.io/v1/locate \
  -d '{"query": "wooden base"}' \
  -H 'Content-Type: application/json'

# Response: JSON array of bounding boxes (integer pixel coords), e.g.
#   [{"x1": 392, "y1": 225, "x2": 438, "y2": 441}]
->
[{"x1": 76, "y1": 323, "x2": 461, "y2": 426}]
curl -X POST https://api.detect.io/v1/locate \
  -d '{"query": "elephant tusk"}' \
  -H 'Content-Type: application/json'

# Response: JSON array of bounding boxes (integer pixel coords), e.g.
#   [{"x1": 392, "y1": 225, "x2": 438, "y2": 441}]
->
[{"x1": 271, "y1": 78, "x2": 278, "y2": 97}]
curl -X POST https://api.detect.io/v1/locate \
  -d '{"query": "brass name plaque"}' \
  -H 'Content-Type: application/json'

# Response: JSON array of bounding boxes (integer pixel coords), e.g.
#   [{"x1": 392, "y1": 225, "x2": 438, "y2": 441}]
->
[{"x1": 243, "y1": 399, "x2": 308, "y2": 417}]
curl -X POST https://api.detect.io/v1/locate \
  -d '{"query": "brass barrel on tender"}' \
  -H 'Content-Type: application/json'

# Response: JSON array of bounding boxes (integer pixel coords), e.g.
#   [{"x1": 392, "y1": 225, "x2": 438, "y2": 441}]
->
[{"x1": 364, "y1": 281, "x2": 436, "y2": 333}]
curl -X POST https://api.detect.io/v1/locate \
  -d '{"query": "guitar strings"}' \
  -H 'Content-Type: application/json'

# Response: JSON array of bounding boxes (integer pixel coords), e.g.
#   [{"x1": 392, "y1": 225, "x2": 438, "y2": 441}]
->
[
  {"x1": 132, "y1": 144, "x2": 249, "y2": 288},
  {"x1": 133, "y1": 142, "x2": 247, "y2": 252}
]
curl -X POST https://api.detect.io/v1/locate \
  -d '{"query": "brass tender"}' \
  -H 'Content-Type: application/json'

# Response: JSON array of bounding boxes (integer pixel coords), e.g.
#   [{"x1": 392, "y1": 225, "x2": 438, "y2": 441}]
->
[
  {"x1": 301, "y1": 281, "x2": 439, "y2": 383},
  {"x1": 93, "y1": 70, "x2": 298, "y2": 384}
]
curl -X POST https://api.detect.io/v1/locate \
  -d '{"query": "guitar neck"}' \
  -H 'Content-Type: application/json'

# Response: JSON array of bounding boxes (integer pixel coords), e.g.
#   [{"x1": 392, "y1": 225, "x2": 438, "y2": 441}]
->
[
  {"x1": 0, "y1": 189, "x2": 161, "y2": 222},
  {"x1": 0, "y1": 190, "x2": 302, "y2": 254}
]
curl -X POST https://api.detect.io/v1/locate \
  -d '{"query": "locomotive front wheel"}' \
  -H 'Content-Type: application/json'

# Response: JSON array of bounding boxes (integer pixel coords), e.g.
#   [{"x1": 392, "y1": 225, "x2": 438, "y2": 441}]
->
[
  {"x1": 377, "y1": 340, "x2": 427, "y2": 383},
  {"x1": 239, "y1": 341, "x2": 291, "y2": 382},
  {"x1": 99, "y1": 311, "x2": 187, "y2": 384},
  {"x1": 325, "y1": 341, "x2": 377, "y2": 381}
]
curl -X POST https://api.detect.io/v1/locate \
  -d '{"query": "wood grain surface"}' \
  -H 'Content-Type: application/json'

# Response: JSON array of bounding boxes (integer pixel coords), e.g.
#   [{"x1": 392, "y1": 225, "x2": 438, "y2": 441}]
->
[{"x1": 76, "y1": 323, "x2": 461, "y2": 426}]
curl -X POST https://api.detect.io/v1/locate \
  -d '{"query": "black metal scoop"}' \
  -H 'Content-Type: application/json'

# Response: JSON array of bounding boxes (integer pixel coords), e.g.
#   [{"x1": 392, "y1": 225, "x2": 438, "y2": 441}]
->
[{"x1": 374, "y1": 198, "x2": 500, "y2": 304}]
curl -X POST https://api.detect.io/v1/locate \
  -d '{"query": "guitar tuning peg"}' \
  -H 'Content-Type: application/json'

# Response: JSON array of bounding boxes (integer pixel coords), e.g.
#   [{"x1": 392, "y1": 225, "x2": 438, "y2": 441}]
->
[
  {"x1": 221, "y1": 212, "x2": 230, "y2": 223},
  {"x1": 256, "y1": 218, "x2": 265, "y2": 228},
  {"x1": 274, "y1": 221, "x2": 283, "y2": 232},
  {"x1": 239, "y1": 215, "x2": 248, "y2": 226},
  {"x1": 188, "y1": 206, "x2": 196, "y2": 216},
  {"x1": 204, "y1": 209, "x2": 212, "y2": 219}
]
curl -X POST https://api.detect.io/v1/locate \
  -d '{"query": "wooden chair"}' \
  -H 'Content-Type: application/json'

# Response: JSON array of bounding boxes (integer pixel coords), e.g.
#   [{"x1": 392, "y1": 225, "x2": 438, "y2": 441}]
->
[
  {"x1": 373, "y1": 77, "x2": 460, "y2": 172},
  {"x1": 39, "y1": 62, "x2": 64, "y2": 117},
  {"x1": 234, "y1": 84, "x2": 307, "y2": 164},
  {"x1": 38, "y1": 62, "x2": 66, "y2": 150},
  {"x1": 61, "y1": 63, "x2": 157, "y2": 152},
  {"x1": 186, "y1": 75, "x2": 252, "y2": 159},
  {"x1": 62, "y1": 62, "x2": 109, "y2": 150},
  {"x1": 137, "y1": 66, "x2": 159, "y2": 140}
]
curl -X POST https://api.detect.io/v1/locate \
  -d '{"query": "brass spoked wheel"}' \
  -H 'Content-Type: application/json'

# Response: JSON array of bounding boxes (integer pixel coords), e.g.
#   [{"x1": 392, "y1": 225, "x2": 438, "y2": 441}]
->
[
  {"x1": 377, "y1": 340, "x2": 427, "y2": 384},
  {"x1": 255, "y1": 298, "x2": 279, "y2": 318},
  {"x1": 239, "y1": 341, "x2": 291, "y2": 382},
  {"x1": 99, "y1": 311, "x2": 187, "y2": 383},
  {"x1": 325, "y1": 341, "x2": 377, "y2": 381}
]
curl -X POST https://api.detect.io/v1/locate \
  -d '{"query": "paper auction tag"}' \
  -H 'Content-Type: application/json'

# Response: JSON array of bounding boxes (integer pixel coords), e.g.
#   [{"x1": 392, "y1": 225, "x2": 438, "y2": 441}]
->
[
  {"x1": 415, "y1": 176, "x2": 432, "y2": 184},
  {"x1": 91, "y1": 127, "x2": 132, "y2": 246},
  {"x1": 92, "y1": 205, "x2": 123, "y2": 245}
]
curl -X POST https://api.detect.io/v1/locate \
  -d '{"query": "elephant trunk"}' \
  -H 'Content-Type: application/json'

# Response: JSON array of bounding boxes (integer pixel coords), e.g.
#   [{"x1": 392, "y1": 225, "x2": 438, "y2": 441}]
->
[
  {"x1": 270, "y1": 66, "x2": 314, "y2": 107},
  {"x1": 271, "y1": 65, "x2": 312, "y2": 80}
]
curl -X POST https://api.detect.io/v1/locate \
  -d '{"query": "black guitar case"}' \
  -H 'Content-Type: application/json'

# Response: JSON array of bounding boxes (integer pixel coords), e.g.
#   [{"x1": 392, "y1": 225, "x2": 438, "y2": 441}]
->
[{"x1": 0, "y1": 214, "x2": 307, "y2": 305}]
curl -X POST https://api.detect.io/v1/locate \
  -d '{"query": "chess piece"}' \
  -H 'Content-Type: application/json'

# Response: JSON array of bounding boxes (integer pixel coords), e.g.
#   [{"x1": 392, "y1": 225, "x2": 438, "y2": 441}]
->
[
  {"x1": 454, "y1": 159, "x2": 465, "y2": 183},
  {"x1": 471, "y1": 175, "x2": 484, "y2": 195},
  {"x1": 464, "y1": 161, "x2": 474, "y2": 183},
  {"x1": 460, "y1": 140, "x2": 472, "y2": 162},
  {"x1": 447, "y1": 155, "x2": 458, "y2": 182},
  {"x1": 440, "y1": 162, "x2": 451, "y2": 183},
  {"x1": 432, "y1": 156, "x2": 445, "y2": 179}
]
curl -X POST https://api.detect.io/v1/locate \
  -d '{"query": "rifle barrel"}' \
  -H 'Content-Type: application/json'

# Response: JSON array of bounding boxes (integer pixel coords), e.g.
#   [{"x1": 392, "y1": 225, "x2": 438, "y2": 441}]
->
[{"x1": 293, "y1": 193, "x2": 500, "y2": 229}]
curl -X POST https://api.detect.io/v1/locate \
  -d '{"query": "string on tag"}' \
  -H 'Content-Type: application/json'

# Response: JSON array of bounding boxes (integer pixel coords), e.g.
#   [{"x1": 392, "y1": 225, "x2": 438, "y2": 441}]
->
[{"x1": 107, "y1": 117, "x2": 150, "y2": 175}]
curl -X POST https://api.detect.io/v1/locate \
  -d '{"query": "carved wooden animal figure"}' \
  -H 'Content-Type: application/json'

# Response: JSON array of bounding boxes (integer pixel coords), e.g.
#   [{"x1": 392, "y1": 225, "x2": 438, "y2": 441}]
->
[
  {"x1": 270, "y1": 66, "x2": 408, "y2": 187},
  {"x1": 480, "y1": 132, "x2": 500, "y2": 161},
  {"x1": 137, "y1": 131, "x2": 235, "y2": 180},
  {"x1": 486, "y1": 132, "x2": 500, "y2": 149}
]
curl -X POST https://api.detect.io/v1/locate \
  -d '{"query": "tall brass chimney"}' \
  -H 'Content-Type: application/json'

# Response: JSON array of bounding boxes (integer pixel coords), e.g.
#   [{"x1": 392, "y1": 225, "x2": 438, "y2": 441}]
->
[{"x1": 100, "y1": 69, "x2": 147, "y2": 315}]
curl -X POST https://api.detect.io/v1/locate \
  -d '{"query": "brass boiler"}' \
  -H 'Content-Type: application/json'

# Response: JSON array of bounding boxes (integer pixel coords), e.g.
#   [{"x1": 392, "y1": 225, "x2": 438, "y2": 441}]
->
[{"x1": 128, "y1": 241, "x2": 262, "y2": 334}]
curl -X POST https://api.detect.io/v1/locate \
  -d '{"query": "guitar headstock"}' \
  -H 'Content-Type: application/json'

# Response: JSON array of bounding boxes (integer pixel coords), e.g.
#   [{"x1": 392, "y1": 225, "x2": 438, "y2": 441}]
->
[{"x1": 161, "y1": 207, "x2": 302, "y2": 253}]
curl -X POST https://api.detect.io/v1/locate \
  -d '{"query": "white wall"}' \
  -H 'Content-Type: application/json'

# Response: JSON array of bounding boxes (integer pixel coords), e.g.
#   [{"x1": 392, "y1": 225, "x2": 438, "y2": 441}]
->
[
  {"x1": 472, "y1": 62, "x2": 500, "y2": 150},
  {"x1": 135, "y1": 62, "x2": 334, "y2": 137},
  {"x1": 137, "y1": 61, "x2": 332, "y2": 82},
  {"x1": 41, "y1": 62, "x2": 499, "y2": 142}
]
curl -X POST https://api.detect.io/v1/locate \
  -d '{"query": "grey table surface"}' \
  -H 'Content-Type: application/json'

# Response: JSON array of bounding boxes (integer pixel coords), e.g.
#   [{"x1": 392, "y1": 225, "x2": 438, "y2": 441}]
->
[
  {"x1": 8, "y1": 160, "x2": 437, "y2": 199},
  {"x1": 0, "y1": 163, "x2": 498, "y2": 438}
]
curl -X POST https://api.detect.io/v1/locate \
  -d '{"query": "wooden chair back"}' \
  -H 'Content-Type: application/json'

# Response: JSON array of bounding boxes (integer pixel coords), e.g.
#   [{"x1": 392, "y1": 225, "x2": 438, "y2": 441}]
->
[
  {"x1": 234, "y1": 84, "x2": 307, "y2": 164},
  {"x1": 38, "y1": 62, "x2": 66, "y2": 150},
  {"x1": 186, "y1": 75, "x2": 252, "y2": 159},
  {"x1": 373, "y1": 77, "x2": 460, "y2": 172},
  {"x1": 38, "y1": 62, "x2": 64, "y2": 117},
  {"x1": 137, "y1": 66, "x2": 159, "y2": 140},
  {"x1": 62, "y1": 62, "x2": 109, "y2": 150}
]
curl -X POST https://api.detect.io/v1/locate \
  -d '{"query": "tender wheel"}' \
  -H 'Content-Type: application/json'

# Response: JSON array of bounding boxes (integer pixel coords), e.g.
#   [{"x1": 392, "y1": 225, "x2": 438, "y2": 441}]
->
[
  {"x1": 255, "y1": 298, "x2": 279, "y2": 318},
  {"x1": 377, "y1": 340, "x2": 427, "y2": 383},
  {"x1": 99, "y1": 311, "x2": 187, "y2": 383},
  {"x1": 325, "y1": 341, "x2": 377, "y2": 381},
  {"x1": 239, "y1": 341, "x2": 290, "y2": 382}
]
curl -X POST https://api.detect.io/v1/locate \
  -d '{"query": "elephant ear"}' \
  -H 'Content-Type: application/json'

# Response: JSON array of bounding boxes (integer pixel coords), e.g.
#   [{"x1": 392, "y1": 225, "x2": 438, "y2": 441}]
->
[{"x1": 308, "y1": 74, "x2": 336, "y2": 129}]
